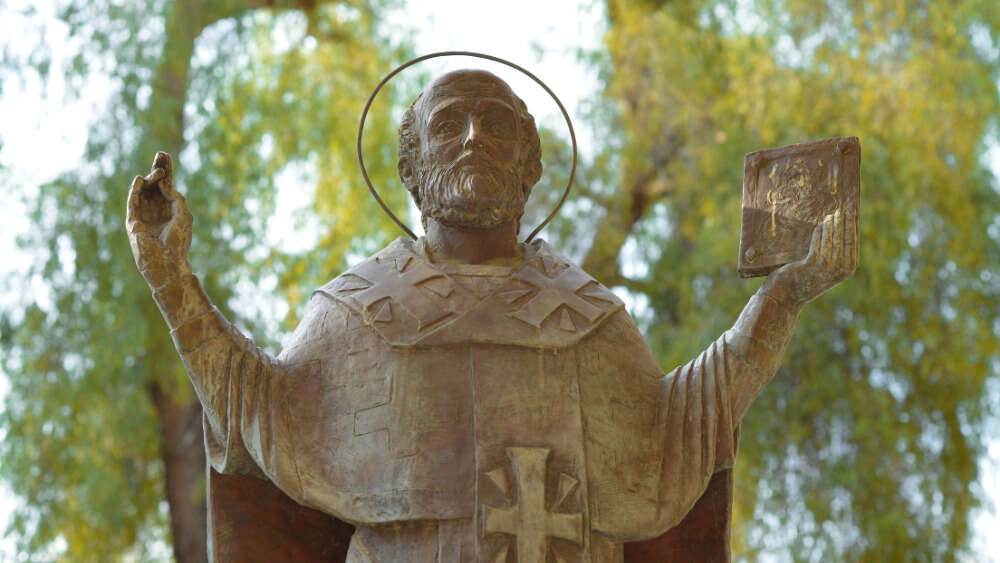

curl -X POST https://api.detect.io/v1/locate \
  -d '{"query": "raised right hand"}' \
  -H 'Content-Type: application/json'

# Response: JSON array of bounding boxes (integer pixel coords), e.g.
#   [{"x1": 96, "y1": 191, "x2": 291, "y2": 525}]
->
[
  {"x1": 126, "y1": 152, "x2": 193, "y2": 290},
  {"x1": 761, "y1": 208, "x2": 858, "y2": 308}
]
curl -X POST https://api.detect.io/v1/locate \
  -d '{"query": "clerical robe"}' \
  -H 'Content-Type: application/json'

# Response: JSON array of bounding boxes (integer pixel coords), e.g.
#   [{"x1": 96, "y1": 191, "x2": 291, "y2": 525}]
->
[{"x1": 159, "y1": 238, "x2": 797, "y2": 562}]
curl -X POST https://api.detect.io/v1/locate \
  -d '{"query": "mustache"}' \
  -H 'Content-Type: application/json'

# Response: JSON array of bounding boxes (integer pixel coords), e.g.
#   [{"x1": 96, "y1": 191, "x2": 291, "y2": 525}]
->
[
  {"x1": 422, "y1": 160, "x2": 519, "y2": 199},
  {"x1": 417, "y1": 161, "x2": 524, "y2": 228},
  {"x1": 454, "y1": 150, "x2": 493, "y2": 167}
]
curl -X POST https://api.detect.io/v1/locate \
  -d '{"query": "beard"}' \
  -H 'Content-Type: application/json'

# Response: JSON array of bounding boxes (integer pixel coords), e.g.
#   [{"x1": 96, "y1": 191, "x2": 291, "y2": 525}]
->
[{"x1": 416, "y1": 158, "x2": 525, "y2": 230}]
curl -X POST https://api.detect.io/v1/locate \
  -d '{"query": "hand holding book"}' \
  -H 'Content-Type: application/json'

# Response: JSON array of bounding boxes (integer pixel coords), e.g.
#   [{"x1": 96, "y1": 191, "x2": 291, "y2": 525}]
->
[
  {"x1": 738, "y1": 137, "x2": 860, "y2": 279},
  {"x1": 759, "y1": 208, "x2": 858, "y2": 307}
]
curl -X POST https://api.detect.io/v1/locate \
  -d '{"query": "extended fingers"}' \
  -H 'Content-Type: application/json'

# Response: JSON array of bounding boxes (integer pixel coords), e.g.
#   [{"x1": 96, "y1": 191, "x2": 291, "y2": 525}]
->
[
  {"x1": 151, "y1": 150, "x2": 192, "y2": 254},
  {"x1": 820, "y1": 213, "x2": 834, "y2": 265},
  {"x1": 832, "y1": 208, "x2": 844, "y2": 265},
  {"x1": 846, "y1": 210, "x2": 859, "y2": 271},
  {"x1": 805, "y1": 221, "x2": 823, "y2": 264},
  {"x1": 828, "y1": 209, "x2": 862, "y2": 280},
  {"x1": 126, "y1": 175, "x2": 147, "y2": 233},
  {"x1": 144, "y1": 167, "x2": 165, "y2": 185},
  {"x1": 165, "y1": 180, "x2": 193, "y2": 252},
  {"x1": 171, "y1": 195, "x2": 193, "y2": 231},
  {"x1": 153, "y1": 151, "x2": 172, "y2": 175},
  {"x1": 151, "y1": 151, "x2": 179, "y2": 200}
]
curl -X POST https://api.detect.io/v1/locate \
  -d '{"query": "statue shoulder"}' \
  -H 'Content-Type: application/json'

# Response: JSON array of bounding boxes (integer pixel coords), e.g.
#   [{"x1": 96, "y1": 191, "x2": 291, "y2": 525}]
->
[
  {"x1": 278, "y1": 242, "x2": 406, "y2": 364},
  {"x1": 276, "y1": 292, "x2": 355, "y2": 365},
  {"x1": 314, "y1": 237, "x2": 414, "y2": 298},
  {"x1": 277, "y1": 240, "x2": 417, "y2": 363},
  {"x1": 528, "y1": 239, "x2": 623, "y2": 306}
]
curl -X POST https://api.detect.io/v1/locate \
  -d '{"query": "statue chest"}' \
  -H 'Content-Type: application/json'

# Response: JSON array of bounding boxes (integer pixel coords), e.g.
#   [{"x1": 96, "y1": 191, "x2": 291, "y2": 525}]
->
[
  {"x1": 285, "y1": 336, "x2": 588, "y2": 498},
  {"x1": 273, "y1": 244, "x2": 668, "y2": 557},
  {"x1": 283, "y1": 335, "x2": 615, "y2": 561}
]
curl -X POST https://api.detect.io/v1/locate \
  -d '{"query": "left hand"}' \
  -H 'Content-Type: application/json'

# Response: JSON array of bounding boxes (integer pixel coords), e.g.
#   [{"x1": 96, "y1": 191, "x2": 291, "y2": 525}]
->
[
  {"x1": 126, "y1": 152, "x2": 193, "y2": 290},
  {"x1": 761, "y1": 208, "x2": 858, "y2": 307}
]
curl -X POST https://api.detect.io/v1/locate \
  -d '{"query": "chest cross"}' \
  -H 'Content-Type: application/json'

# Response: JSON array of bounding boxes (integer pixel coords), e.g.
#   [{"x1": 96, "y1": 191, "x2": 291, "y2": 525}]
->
[
  {"x1": 482, "y1": 447, "x2": 584, "y2": 562},
  {"x1": 345, "y1": 253, "x2": 454, "y2": 329},
  {"x1": 509, "y1": 261, "x2": 604, "y2": 329}
]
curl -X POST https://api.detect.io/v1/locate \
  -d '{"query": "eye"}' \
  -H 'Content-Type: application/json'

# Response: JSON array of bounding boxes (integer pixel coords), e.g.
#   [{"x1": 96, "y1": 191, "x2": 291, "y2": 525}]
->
[
  {"x1": 487, "y1": 120, "x2": 513, "y2": 137},
  {"x1": 433, "y1": 120, "x2": 460, "y2": 137}
]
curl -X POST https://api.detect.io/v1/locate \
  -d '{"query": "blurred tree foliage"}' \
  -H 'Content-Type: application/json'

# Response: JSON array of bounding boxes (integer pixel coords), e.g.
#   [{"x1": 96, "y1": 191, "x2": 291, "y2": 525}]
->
[
  {"x1": 566, "y1": 0, "x2": 999, "y2": 560},
  {"x1": 2, "y1": 0, "x2": 999, "y2": 561},
  {"x1": 0, "y1": 0, "x2": 409, "y2": 560}
]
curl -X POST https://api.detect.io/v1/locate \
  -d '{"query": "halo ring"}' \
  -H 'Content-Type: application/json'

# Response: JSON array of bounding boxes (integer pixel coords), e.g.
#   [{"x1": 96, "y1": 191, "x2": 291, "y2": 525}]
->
[{"x1": 356, "y1": 50, "x2": 578, "y2": 242}]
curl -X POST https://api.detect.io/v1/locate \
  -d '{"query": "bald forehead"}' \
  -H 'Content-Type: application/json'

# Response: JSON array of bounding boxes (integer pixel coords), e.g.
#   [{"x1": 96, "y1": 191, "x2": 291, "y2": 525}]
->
[{"x1": 417, "y1": 70, "x2": 518, "y2": 112}]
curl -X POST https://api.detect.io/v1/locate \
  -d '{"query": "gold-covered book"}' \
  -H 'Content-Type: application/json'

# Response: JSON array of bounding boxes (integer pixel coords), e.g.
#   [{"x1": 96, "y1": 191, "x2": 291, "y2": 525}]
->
[{"x1": 738, "y1": 136, "x2": 861, "y2": 278}]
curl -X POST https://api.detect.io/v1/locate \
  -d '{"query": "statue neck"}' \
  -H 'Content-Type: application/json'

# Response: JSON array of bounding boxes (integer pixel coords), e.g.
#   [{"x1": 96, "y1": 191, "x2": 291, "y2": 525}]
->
[{"x1": 423, "y1": 217, "x2": 522, "y2": 265}]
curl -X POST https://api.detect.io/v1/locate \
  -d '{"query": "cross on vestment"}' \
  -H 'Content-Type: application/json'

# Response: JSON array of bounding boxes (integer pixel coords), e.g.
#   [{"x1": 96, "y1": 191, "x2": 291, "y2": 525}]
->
[
  {"x1": 347, "y1": 254, "x2": 455, "y2": 328},
  {"x1": 482, "y1": 447, "x2": 584, "y2": 562},
  {"x1": 509, "y1": 259, "x2": 609, "y2": 330}
]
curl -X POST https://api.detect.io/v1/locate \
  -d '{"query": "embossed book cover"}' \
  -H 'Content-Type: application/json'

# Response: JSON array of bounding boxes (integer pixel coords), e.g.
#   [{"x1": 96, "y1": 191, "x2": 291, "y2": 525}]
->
[{"x1": 738, "y1": 136, "x2": 860, "y2": 277}]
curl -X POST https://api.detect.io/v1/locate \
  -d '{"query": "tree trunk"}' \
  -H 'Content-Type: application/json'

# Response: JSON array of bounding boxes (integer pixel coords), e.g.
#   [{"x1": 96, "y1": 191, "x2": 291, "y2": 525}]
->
[{"x1": 149, "y1": 381, "x2": 209, "y2": 563}]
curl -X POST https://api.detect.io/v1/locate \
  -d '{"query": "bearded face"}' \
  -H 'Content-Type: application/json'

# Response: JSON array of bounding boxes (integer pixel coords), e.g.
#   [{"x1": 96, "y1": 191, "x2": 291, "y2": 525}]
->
[
  {"x1": 415, "y1": 153, "x2": 525, "y2": 229},
  {"x1": 398, "y1": 70, "x2": 541, "y2": 231}
]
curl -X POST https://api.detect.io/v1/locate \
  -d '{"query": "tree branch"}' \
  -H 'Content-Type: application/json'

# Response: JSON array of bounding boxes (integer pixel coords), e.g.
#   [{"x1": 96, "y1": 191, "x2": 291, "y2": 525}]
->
[{"x1": 581, "y1": 128, "x2": 681, "y2": 286}]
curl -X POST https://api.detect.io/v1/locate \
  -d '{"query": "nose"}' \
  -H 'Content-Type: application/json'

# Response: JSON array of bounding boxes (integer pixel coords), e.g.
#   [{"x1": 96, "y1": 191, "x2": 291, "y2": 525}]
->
[{"x1": 462, "y1": 119, "x2": 482, "y2": 150}]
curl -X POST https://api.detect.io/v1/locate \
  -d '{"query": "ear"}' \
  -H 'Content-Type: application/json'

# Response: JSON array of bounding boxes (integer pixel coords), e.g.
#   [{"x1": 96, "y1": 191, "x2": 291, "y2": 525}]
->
[
  {"x1": 397, "y1": 157, "x2": 411, "y2": 184},
  {"x1": 398, "y1": 157, "x2": 418, "y2": 203}
]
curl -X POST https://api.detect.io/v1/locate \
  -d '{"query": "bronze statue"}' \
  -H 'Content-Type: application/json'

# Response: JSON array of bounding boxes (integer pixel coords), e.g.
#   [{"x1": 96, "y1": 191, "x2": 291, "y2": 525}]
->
[{"x1": 126, "y1": 69, "x2": 857, "y2": 562}]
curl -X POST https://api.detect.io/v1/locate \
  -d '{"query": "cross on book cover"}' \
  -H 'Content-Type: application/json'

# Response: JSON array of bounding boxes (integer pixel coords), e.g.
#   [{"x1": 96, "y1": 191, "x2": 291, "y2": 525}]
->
[{"x1": 738, "y1": 136, "x2": 861, "y2": 278}]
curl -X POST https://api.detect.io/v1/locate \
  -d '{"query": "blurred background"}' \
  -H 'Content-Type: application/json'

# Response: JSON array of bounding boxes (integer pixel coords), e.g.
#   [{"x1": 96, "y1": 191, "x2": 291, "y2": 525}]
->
[{"x1": 1, "y1": 0, "x2": 998, "y2": 561}]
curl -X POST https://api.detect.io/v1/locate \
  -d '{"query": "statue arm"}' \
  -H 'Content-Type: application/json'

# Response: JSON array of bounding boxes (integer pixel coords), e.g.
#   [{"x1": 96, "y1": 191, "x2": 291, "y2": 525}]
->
[
  {"x1": 648, "y1": 295, "x2": 802, "y2": 532},
  {"x1": 723, "y1": 208, "x2": 857, "y2": 424},
  {"x1": 655, "y1": 210, "x2": 856, "y2": 516},
  {"x1": 127, "y1": 152, "x2": 293, "y2": 481},
  {"x1": 719, "y1": 287, "x2": 801, "y2": 424},
  {"x1": 152, "y1": 274, "x2": 288, "y2": 478}
]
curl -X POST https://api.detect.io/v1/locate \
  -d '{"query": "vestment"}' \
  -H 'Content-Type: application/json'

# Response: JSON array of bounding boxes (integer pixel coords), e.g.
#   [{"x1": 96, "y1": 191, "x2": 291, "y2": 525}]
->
[{"x1": 159, "y1": 238, "x2": 795, "y2": 562}]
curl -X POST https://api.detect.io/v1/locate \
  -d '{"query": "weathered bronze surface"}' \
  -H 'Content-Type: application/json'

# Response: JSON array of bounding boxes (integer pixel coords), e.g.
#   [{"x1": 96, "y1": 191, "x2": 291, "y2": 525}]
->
[
  {"x1": 126, "y1": 69, "x2": 858, "y2": 562},
  {"x1": 739, "y1": 136, "x2": 861, "y2": 277}
]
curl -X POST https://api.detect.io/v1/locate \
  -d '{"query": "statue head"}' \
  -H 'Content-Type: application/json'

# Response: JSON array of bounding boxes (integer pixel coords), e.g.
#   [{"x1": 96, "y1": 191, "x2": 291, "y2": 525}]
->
[{"x1": 398, "y1": 70, "x2": 543, "y2": 230}]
